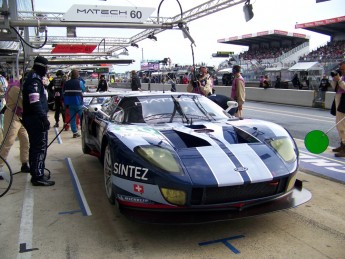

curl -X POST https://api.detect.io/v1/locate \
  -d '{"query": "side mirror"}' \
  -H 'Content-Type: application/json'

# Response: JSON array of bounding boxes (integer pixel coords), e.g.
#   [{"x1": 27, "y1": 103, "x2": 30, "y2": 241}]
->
[{"x1": 225, "y1": 101, "x2": 238, "y2": 113}]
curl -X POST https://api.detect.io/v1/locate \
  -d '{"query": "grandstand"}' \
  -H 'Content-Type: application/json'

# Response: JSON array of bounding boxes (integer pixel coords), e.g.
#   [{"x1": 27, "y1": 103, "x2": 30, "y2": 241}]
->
[
  {"x1": 217, "y1": 16, "x2": 345, "y2": 84},
  {"x1": 295, "y1": 15, "x2": 345, "y2": 74}
]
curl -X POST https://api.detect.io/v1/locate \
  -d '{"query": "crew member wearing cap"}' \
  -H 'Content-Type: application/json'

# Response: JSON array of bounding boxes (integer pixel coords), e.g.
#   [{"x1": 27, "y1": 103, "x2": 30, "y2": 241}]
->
[{"x1": 22, "y1": 56, "x2": 55, "y2": 186}]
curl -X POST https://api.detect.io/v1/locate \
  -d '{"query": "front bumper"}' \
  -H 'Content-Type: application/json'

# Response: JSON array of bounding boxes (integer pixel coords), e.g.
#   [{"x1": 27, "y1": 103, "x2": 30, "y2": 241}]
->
[{"x1": 119, "y1": 180, "x2": 312, "y2": 224}]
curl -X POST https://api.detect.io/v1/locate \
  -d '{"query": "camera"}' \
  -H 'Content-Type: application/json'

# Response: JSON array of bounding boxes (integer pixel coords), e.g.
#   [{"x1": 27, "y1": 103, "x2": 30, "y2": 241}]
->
[{"x1": 331, "y1": 69, "x2": 341, "y2": 77}]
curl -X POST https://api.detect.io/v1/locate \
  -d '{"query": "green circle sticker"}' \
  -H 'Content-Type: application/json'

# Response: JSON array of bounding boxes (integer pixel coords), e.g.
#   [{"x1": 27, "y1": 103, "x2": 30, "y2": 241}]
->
[{"x1": 304, "y1": 130, "x2": 329, "y2": 154}]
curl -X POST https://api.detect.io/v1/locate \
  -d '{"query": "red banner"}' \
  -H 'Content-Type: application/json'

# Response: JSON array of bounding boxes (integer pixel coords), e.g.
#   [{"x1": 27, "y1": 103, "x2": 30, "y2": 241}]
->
[
  {"x1": 51, "y1": 44, "x2": 97, "y2": 53},
  {"x1": 295, "y1": 16, "x2": 345, "y2": 29}
]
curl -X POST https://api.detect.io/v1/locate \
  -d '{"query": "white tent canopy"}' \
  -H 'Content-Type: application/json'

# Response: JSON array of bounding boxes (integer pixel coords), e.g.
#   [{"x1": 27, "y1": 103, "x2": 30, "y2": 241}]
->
[{"x1": 288, "y1": 62, "x2": 323, "y2": 71}]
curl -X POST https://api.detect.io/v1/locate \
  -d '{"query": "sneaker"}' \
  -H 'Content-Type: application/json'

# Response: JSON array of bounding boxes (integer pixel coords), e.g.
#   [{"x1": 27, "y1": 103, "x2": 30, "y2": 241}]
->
[
  {"x1": 21, "y1": 163, "x2": 30, "y2": 173},
  {"x1": 31, "y1": 177, "x2": 55, "y2": 186},
  {"x1": 54, "y1": 122, "x2": 59, "y2": 128},
  {"x1": 73, "y1": 132, "x2": 81, "y2": 138}
]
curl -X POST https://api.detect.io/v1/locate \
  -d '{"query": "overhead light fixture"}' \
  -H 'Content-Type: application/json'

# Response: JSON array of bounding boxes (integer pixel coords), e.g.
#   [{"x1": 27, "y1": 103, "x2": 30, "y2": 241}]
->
[
  {"x1": 243, "y1": 0, "x2": 254, "y2": 22},
  {"x1": 147, "y1": 34, "x2": 157, "y2": 41},
  {"x1": 178, "y1": 22, "x2": 196, "y2": 46},
  {"x1": 1, "y1": 28, "x2": 10, "y2": 34},
  {"x1": 67, "y1": 26, "x2": 76, "y2": 37},
  {"x1": 131, "y1": 42, "x2": 139, "y2": 48},
  {"x1": 118, "y1": 49, "x2": 129, "y2": 56}
]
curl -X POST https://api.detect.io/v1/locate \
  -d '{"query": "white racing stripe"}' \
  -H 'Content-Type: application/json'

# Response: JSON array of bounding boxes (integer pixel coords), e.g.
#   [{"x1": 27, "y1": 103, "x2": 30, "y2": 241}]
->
[
  {"x1": 227, "y1": 144, "x2": 273, "y2": 183},
  {"x1": 196, "y1": 146, "x2": 244, "y2": 186}
]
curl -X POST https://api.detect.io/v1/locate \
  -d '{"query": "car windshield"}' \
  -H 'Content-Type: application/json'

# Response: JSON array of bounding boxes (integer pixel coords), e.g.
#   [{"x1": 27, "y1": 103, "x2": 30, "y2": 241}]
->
[{"x1": 116, "y1": 94, "x2": 230, "y2": 124}]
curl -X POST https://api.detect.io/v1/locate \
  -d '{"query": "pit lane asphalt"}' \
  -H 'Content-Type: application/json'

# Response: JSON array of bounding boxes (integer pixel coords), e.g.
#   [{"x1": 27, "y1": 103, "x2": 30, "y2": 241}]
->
[{"x1": 1, "y1": 111, "x2": 345, "y2": 259}]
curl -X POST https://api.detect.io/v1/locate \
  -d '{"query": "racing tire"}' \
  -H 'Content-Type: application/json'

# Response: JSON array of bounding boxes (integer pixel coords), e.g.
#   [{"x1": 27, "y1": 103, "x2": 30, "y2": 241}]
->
[{"x1": 104, "y1": 145, "x2": 115, "y2": 204}]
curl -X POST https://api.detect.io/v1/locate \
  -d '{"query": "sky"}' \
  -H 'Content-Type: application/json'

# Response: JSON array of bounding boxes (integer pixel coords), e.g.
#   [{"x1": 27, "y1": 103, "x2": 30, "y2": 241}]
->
[{"x1": 32, "y1": 0, "x2": 344, "y2": 73}]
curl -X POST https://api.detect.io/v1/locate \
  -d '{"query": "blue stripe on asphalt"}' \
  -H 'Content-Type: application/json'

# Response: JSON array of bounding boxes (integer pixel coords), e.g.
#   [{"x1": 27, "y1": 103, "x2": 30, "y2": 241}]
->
[
  {"x1": 199, "y1": 235, "x2": 245, "y2": 254},
  {"x1": 54, "y1": 127, "x2": 63, "y2": 144},
  {"x1": 65, "y1": 157, "x2": 92, "y2": 216}
]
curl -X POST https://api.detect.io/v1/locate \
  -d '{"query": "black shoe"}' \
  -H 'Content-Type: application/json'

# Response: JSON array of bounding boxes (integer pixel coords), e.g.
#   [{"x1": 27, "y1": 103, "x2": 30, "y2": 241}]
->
[
  {"x1": 332, "y1": 143, "x2": 343, "y2": 152},
  {"x1": 31, "y1": 177, "x2": 55, "y2": 186},
  {"x1": 73, "y1": 132, "x2": 81, "y2": 138},
  {"x1": 21, "y1": 163, "x2": 30, "y2": 173},
  {"x1": 54, "y1": 122, "x2": 59, "y2": 128}
]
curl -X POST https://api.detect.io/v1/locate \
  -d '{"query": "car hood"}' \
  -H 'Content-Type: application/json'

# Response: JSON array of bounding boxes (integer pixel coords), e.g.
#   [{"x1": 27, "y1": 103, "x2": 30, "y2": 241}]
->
[{"x1": 107, "y1": 120, "x2": 297, "y2": 186}]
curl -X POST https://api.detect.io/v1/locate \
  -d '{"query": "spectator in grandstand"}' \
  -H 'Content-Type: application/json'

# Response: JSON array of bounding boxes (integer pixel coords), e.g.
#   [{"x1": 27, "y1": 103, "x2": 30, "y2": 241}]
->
[
  {"x1": 131, "y1": 70, "x2": 141, "y2": 91},
  {"x1": 318, "y1": 75, "x2": 331, "y2": 101},
  {"x1": 231, "y1": 65, "x2": 245, "y2": 118},
  {"x1": 96, "y1": 75, "x2": 108, "y2": 92},
  {"x1": 330, "y1": 61, "x2": 345, "y2": 157}
]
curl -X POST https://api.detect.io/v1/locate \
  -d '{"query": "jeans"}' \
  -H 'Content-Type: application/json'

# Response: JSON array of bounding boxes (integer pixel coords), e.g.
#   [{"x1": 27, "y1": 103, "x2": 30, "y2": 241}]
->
[{"x1": 68, "y1": 105, "x2": 83, "y2": 134}]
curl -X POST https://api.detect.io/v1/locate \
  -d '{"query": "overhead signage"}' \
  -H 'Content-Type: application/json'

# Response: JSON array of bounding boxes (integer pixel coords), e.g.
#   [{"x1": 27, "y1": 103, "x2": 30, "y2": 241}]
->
[
  {"x1": 62, "y1": 5, "x2": 155, "y2": 23},
  {"x1": 51, "y1": 44, "x2": 97, "y2": 53},
  {"x1": 217, "y1": 51, "x2": 234, "y2": 55},
  {"x1": 212, "y1": 51, "x2": 234, "y2": 58}
]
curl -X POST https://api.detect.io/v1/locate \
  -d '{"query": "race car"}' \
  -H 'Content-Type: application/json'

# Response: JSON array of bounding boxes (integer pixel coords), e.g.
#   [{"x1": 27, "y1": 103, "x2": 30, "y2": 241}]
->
[{"x1": 81, "y1": 91, "x2": 311, "y2": 223}]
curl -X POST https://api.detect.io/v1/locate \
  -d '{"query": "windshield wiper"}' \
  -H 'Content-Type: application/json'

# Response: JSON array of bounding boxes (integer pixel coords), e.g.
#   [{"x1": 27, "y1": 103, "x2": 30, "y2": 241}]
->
[
  {"x1": 171, "y1": 95, "x2": 190, "y2": 124},
  {"x1": 192, "y1": 96, "x2": 215, "y2": 121}
]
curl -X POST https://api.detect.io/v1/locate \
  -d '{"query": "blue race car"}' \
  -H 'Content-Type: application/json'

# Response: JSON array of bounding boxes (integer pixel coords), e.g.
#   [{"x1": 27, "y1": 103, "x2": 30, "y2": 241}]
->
[{"x1": 81, "y1": 91, "x2": 311, "y2": 224}]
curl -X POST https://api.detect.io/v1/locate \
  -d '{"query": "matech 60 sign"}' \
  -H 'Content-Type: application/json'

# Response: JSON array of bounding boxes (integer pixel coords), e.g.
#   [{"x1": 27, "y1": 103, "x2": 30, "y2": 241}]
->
[{"x1": 62, "y1": 5, "x2": 155, "y2": 23}]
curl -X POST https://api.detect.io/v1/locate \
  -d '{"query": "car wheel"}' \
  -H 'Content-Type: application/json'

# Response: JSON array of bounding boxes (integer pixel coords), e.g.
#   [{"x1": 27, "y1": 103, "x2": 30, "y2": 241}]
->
[{"x1": 104, "y1": 144, "x2": 115, "y2": 204}]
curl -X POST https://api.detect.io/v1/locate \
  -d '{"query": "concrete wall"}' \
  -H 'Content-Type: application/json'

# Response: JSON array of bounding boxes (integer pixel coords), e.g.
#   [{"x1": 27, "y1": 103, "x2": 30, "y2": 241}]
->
[{"x1": 115, "y1": 82, "x2": 335, "y2": 110}]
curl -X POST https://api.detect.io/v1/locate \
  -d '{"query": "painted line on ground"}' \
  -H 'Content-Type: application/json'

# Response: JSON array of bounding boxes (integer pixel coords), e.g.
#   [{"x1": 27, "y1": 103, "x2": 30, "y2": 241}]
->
[
  {"x1": 299, "y1": 148, "x2": 345, "y2": 183},
  {"x1": 17, "y1": 174, "x2": 36, "y2": 259},
  {"x1": 65, "y1": 157, "x2": 92, "y2": 216},
  {"x1": 199, "y1": 235, "x2": 245, "y2": 254},
  {"x1": 53, "y1": 127, "x2": 63, "y2": 144}
]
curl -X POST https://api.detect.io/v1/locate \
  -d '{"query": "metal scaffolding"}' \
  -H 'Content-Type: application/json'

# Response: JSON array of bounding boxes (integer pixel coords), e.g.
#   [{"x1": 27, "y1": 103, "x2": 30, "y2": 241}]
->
[{"x1": 0, "y1": 0, "x2": 246, "y2": 64}]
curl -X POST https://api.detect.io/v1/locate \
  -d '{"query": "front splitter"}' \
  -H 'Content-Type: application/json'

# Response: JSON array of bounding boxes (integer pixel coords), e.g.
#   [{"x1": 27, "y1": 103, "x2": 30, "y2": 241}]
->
[{"x1": 120, "y1": 184, "x2": 312, "y2": 225}]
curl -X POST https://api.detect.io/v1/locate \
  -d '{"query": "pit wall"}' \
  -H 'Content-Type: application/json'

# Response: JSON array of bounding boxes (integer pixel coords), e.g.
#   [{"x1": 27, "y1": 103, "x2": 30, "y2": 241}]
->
[{"x1": 115, "y1": 82, "x2": 335, "y2": 110}]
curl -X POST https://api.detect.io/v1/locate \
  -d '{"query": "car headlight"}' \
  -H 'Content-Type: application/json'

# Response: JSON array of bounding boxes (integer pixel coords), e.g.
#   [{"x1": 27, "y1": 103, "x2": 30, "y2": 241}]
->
[
  {"x1": 135, "y1": 146, "x2": 183, "y2": 175},
  {"x1": 160, "y1": 188, "x2": 186, "y2": 206},
  {"x1": 269, "y1": 137, "x2": 296, "y2": 162}
]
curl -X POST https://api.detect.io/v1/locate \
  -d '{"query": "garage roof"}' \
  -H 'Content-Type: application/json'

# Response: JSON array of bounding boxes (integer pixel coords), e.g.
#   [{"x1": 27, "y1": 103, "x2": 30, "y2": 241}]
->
[
  {"x1": 217, "y1": 30, "x2": 310, "y2": 47},
  {"x1": 288, "y1": 62, "x2": 323, "y2": 71},
  {"x1": 295, "y1": 16, "x2": 345, "y2": 36}
]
